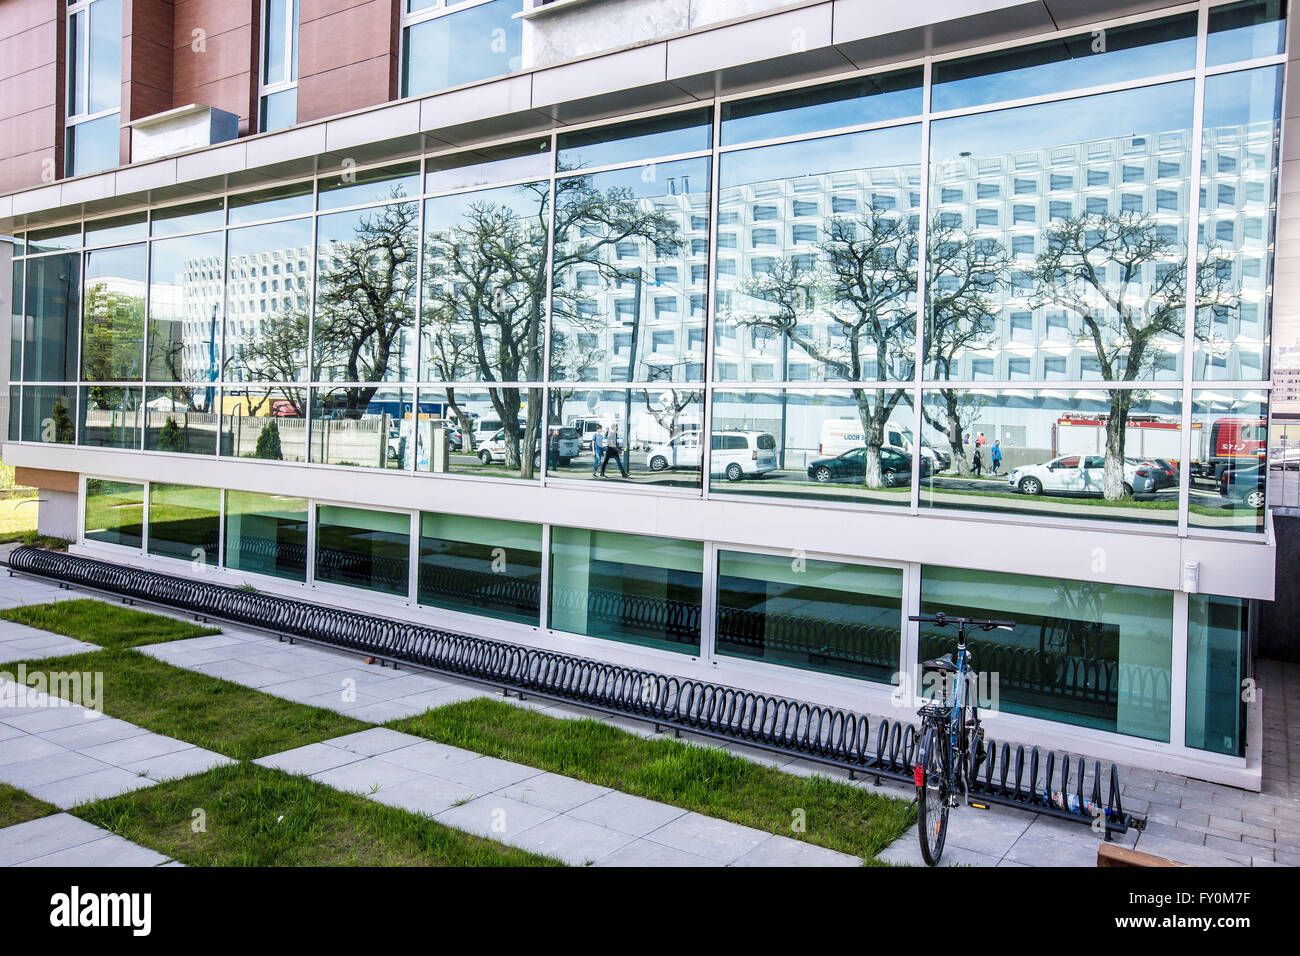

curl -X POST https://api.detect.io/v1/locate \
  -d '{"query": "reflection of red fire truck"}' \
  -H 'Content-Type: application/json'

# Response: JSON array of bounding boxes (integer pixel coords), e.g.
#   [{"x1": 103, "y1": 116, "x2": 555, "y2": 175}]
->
[
  {"x1": 1053, "y1": 415, "x2": 1195, "y2": 465},
  {"x1": 1195, "y1": 416, "x2": 1267, "y2": 480}
]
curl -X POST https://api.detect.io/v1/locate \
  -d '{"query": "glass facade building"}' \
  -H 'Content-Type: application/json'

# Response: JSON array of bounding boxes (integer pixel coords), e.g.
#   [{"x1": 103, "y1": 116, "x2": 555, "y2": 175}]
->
[{"x1": 2, "y1": 0, "x2": 1285, "y2": 784}]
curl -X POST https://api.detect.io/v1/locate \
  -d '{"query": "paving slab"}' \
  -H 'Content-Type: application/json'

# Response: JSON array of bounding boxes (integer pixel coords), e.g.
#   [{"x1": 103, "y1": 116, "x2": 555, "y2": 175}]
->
[{"x1": 0, "y1": 813, "x2": 173, "y2": 867}]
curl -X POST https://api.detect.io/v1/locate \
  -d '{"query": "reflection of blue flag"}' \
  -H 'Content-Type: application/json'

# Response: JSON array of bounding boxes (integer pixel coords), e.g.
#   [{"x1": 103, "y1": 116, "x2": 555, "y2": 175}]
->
[{"x1": 204, "y1": 304, "x2": 218, "y2": 412}]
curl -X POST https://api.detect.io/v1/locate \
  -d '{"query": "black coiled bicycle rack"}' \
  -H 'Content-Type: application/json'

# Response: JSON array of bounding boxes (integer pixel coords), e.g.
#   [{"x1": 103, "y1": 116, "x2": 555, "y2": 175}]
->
[{"x1": 7, "y1": 546, "x2": 1143, "y2": 839}]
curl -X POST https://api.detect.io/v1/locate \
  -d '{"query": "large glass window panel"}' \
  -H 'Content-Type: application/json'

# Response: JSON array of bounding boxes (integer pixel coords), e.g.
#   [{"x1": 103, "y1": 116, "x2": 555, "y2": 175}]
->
[
  {"x1": 224, "y1": 490, "x2": 308, "y2": 583},
  {"x1": 84, "y1": 478, "x2": 143, "y2": 549},
  {"x1": 227, "y1": 182, "x2": 313, "y2": 226},
  {"x1": 313, "y1": 203, "x2": 418, "y2": 382},
  {"x1": 79, "y1": 385, "x2": 141, "y2": 449},
  {"x1": 147, "y1": 231, "x2": 224, "y2": 382},
  {"x1": 716, "y1": 124, "x2": 921, "y2": 383},
  {"x1": 920, "y1": 566, "x2": 1173, "y2": 741},
  {"x1": 318, "y1": 161, "x2": 420, "y2": 211},
  {"x1": 220, "y1": 385, "x2": 307, "y2": 461},
  {"x1": 20, "y1": 385, "x2": 77, "y2": 444},
  {"x1": 151, "y1": 199, "x2": 224, "y2": 238},
  {"x1": 918, "y1": 388, "x2": 1182, "y2": 525},
  {"x1": 262, "y1": 0, "x2": 289, "y2": 84},
  {"x1": 1186, "y1": 594, "x2": 1249, "y2": 757},
  {"x1": 315, "y1": 504, "x2": 411, "y2": 597},
  {"x1": 310, "y1": 385, "x2": 411, "y2": 469},
  {"x1": 721, "y1": 68, "x2": 922, "y2": 146},
  {"x1": 26, "y1": 224, "x2": 81, "y2": 255},
  {"x1": 421, "y1": 180, "x2": 549, "y2": 383},
  {"x1": 1190, "y1": 388, "x2": 1268, "y2": 533},
  {"x1": 144, "y1": 385, "x2": 217, "y2": 455},
  {"x1": 551, "y1": 159, "x2": 708, "y2": 383},
  {"x1": 66, "y1": 113, "x2": 120, "y2": 177},
  {"x1": 931, "y1": 12, "x2": 1196, "y2": 112},
  {"x1": 401, "y1": 0, "x2": 522, "y2": 98},
  {"x1": 259, "y1": 88, "x2": 297, "y2": 133},
  {"x1": 148, "y1": 483, "x2": 220, "y2": 563},
  {"x1": 413, "y1": 386, "x2": 542, "y2": 479},
  {"x1": 545, "y1": 387, "x2": 704, "y2": 488},
  {"x1": 556, "y1": 109, "x2": 710, "y2": 173},
  {"x1": 10, "y1": 257, "x2": 22, "y2": 380},
  {"x1": 549, "y1": 527, "x2": 702, "y2": 654},
  {"x1": 425, "y1": 139, "x2": 551, "y2": 195},
  {"x1": 710, "y1": 388, "x2": 917, "y2": 506},
  {"x1": 927, "y1": 83, "x2": 1194, "y2": 384},
  {"x1": 84, "y1": 212, "x2": 146, "y2": 247},
  {"x1": 81, "y1": 243, "x2": 146, "y2": 381},
  {"x1": 417, "y1": 512, "x2": 542, "y2": 624},
  {"x1": 716, "y1": 550, "x2": 902, "y2": 683},
  {"x1": 1196, "y1": 67, "x2": 1281, "y2": 381},
  {"x1": 6, "y1": 386, "x2": 17, "y2": 444},
  {"x1": 23, "y1": 254, "x2": 81, "y2": 382},
  {"x1": 1207, "y1": 0, "x2": 1287, "y2": 66},
  {"x1": 87, "y1": 0, "x2": 123, "y2": 114},
  {"x1": 223, "y1": 218, "x2": 312, "y2": 382}
]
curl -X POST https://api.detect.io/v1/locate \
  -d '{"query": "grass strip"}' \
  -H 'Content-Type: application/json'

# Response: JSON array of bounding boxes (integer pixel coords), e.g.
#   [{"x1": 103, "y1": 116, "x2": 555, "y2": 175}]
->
[
  {"x1": 390, "y1": 697, "x2": 914, "y2": 861},
  {"x1": 15, "y1": 648, "x2": 369, "y2": 761},
  {"x1": 0, "y1": 782, "x2": 58, "y2": 829},
  {"x1": 0, "y1": 599, "x2": 219, "y2": 650},
  {"x1": 74, "y1": 762, "x2": 561, "y2": 866}
]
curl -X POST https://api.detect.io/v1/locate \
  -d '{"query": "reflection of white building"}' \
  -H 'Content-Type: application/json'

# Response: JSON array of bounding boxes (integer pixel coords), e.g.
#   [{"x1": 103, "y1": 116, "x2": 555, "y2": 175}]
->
[{"x1": 717, "y1": 118, "x2": 1276, "y2": 383}]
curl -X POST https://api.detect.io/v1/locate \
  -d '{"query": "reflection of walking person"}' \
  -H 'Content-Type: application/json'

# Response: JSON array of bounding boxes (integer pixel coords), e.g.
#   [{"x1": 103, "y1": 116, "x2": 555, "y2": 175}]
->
[
  {"x1": 591, "y1": 426, "x2": 605, "y2": 476},
  {"x1": 972, "y1": 446, "x2": 983, "y2": 477},
  {"x1": 990, "y1": 440, "x2": 1002, "y2": 476},
  {"x1": 601, "y1": 426, "x2": 629, "y2": 478}
]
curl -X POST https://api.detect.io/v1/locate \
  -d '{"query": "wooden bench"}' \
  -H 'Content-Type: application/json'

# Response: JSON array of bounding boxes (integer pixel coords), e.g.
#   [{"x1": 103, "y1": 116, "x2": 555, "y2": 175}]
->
[{"x1": 1097, "y1": 843, "x2": 1190, "y2": 867}]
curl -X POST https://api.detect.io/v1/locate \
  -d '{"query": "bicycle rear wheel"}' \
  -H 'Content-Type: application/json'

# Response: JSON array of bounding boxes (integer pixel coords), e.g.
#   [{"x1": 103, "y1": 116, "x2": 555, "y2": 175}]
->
[{"x1": 916, "y1": 727, "x2": 949, "y2": 866}]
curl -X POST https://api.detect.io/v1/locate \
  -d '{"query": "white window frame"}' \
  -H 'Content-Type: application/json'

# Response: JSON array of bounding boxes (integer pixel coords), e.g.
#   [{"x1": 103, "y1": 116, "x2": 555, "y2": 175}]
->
[
  {"x1": 65, "y1": 0, "x2": 122, "y2": 174},
  {"x1": 398, "y1": 0, "x2": 518, "y2": 99},
  {"x1": 258, "y1": 0, "x2": 299, "y2": 132}
]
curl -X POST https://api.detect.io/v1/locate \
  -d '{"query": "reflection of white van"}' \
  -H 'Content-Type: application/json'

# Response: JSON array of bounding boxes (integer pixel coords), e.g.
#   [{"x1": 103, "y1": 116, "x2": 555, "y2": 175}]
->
[
  {"x1": 471, "y1": 417, "x2": 524, "y2": 448},
  {"x1": 646, "y1": 430, "x2": 777, "y2": 481},
  {"x1": 818, "y1": 418, "x2": 948, "y2": 471}
]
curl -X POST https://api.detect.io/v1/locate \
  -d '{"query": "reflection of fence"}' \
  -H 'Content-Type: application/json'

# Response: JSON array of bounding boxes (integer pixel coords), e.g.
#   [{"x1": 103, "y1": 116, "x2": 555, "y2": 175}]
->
[
  {"x1": 717, "y1": 606, "x2": 899, "y2": 675},
  {"x1": 918, "y1": 633, "x2": 1171, "y2": 726},
  {"x1": 310, "y1": 416, "x2": 388, "y2": 467},
  {"x1": 223, "y1": 415, "x2": 308, "y2": 460},
  {"x1": 7, "y1": 546, "x2": 1142, "y2": 838},
  {"x1": 419, "y1": 561, "x2": 540, "y2": 617}
]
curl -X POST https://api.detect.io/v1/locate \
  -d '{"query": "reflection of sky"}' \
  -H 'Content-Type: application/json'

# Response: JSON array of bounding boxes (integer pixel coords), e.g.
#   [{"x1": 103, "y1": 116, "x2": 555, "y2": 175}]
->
[
  {"x1": 931, "y1": 81, "x2": 1193, "y2": 162},
  {"x1": 424, "y1": 181, "x2": 547, "y2": 229},
  {"x1": 721, "y1": 124, "x2": 920, "y2": 189},
  {"x1": 562, "y1": 157, "x2": 711, "y2": 201},
  {"x1": 318, "y1": 166, "x2": 419, "y2": 211},
  {"x1": 227, "y1": 189, "x2": 313, "y2": 226},
  {"x1": 1206, "y1": 12, "x2": 1287, "y2": 67},
  {"x1": 425, "y1": 147, "x2": 551, "y2": 195},
  {"x1": 85, "y1": 244, "x2": 146, "y2": 286},
  {"x1": 1203, "y1": 65, "x2": 1282, "y2": 130},
  {"x1": 149, "y1": 232, "x2": 223, "y2": 291},
  {"x1": 557, "y1": 110, "x2": 711, "y2": 171},
  {"x1": 721, "y1": 72, "x2": 922, "y2": 146},
  {"x1": 227, "y1": 218, "x2": 313, "y2": 259},
  {"x1": 932, "y1": 18, "x2": 1195, "y2": 112}
]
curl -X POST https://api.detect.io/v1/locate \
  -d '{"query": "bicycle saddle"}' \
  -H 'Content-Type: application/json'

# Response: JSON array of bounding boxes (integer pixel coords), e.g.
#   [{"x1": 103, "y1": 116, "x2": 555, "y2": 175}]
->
[{"x1": 922, "y1": 654, "x2": 958, "y2": 673}]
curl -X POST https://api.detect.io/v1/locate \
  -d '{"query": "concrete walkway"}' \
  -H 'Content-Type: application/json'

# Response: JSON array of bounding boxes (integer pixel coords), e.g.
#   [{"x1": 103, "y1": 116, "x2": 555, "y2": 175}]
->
[
  {"x1": 0, "y1": 678, "x2": 234, "y2": 808},
  {"x1": 0, "y1": 813, "x2": 177, "y2": 866},
  {"x1": 257, "y1": 727, "x2": 860, "y2": 866}
]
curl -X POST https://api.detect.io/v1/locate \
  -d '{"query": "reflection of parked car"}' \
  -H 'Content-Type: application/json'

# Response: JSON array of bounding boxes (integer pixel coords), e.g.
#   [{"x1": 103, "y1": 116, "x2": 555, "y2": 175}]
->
[
  {"x1": 647, "y1": 430, "x2": 777, "y2": 481},
  {"x1": 806, "y1": 445, "x2": 926, "y2": 486},
  {"x1": 1141, "y1": 458, "x2": 1179, "y2": 490},
  {"x1": 1009, "y1": 455, "x2": 1154, "y2": 497},
  {"x1": 478, "y1": 428, "x2": 540, "y2": 466},
  {"x1": 1270, "y1": 444, "x2": 1300, "y2": 470},
  {"x1": 1220, "y1": 464, "x2": 1266, "y2": 509}
]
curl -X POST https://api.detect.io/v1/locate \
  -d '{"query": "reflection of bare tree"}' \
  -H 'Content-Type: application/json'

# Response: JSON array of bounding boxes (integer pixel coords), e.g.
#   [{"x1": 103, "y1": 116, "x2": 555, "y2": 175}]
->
[
  {"x1": 642, "y1": 387, "x2": 698, "y2": 446},
  {"x1": 422, "y1": 175, "x2": 681, "y2": 478},
  {"x1": 230, "y1": 313, "x2": 309, "y2": 415},
  {"x1": 313, "y1": 197, "x2": 419, "y2": 416},
  {"x1": 924, "y1": 222, "x2": 1009, "y2": 475},
  {"x1": 1031, "y1": 212, "x2": 1235, "y2": 499},
  {"x1": 739, "y1": 206, "x2": 916, "y2": 487}
]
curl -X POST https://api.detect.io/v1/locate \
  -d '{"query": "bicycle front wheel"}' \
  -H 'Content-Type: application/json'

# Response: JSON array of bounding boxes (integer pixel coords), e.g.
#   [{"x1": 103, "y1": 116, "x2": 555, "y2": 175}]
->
[{"x1": 916, "y1": 727, "x2": 949, "y2": 866}]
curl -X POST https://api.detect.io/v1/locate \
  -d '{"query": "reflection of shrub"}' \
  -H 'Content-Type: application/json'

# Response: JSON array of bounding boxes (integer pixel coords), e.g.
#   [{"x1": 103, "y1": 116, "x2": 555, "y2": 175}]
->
[
  {"x1": 254, "y1": 421, "x2": 283, "y2": 460},
  {"x1": 50, "y1": 397, "x2": 75, "y2": 444},
  {"x1": 157, "y1": 417, "x2": 186, "y2": 453}
]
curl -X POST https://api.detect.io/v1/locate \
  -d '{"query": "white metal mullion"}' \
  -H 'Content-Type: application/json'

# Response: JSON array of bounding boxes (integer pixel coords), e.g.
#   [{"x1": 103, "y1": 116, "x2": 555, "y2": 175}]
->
[
  {"x1": 1171, "y1": 588, "x2": 1190, "y2": 748},
  {"x1": 1179, "y1": 3, "x2": 1211, "y2": 537},
  {"x1": 699, "y1": 539, "x2": 717, "y2": 665},
  {"x1": 701, "y1": 100, "x2": 722, "y2": 501},
  {"x1": 911, "y1": 59, "x2": 933, "y2": 516},
  {"x1": 539, "y1": 131, "x2": 558, "y2": 485},
  {"x1": 538, "y1": 522, "x2": 551, "y2": 629}
]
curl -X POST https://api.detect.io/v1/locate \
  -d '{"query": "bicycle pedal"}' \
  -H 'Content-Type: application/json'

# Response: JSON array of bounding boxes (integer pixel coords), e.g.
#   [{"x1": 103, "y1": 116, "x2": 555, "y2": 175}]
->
[{"x1": 967, "y1": 800, "x2": 989, "y2": 810}]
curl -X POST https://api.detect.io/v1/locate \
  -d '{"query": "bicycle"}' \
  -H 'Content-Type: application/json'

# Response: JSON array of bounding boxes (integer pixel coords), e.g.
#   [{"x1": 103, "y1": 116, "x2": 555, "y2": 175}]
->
[{"x1": 909, "y1": 612, "x2": 1015, "y2": 866}]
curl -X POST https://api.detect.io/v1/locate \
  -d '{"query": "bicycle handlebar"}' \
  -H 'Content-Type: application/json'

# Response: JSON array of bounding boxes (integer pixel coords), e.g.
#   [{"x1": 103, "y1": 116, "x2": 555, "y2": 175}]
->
[{"x1": 909, "y1": 613, "x2": 1016, "y2": 631}]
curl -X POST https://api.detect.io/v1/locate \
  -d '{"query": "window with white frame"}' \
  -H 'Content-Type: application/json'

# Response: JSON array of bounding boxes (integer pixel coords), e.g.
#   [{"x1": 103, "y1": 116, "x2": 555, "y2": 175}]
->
[
  {"x1": 259, "y1": 0, "x2": 299, "y2": 132},
  {"x1": 400, "y1": 0, "x2": 524, "y2": 99},
  {"x1": 65, "y1": 0, "x2": 122, "y2": 177}
]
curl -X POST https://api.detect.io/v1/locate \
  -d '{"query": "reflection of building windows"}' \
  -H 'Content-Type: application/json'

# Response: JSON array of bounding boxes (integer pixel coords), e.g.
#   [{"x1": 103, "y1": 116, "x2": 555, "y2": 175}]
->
[
  {"x1": 1009, "y1": 311, "x2": 1033, "y2": 342},
  {"x1": 754, "y1": 205, "x2": 779, "y2": 221},
  {"x1": 831, "y1": 196, "x2": 858, "y2": 213},
  {"x1": 975, "y1": 208, "x2": 998, "y2": 227},
  {"x1": 1156, "y1": 189, "x2": 1178, "y2": 211},
  {"x1": 1049, "y1": 200, "x2": 1072, "y2": 220},
  {"x1": 717, "y1": 260, "x2": 736, "y2": 276},
  {"x1": 1217, "y1": 184, "x2": 1236, "y2": 208},
  {"x1": 1122, "y1": 193, "x2": 1143, "y2": 212},
  {"x1": 751, "y1": 364, "x2": 775, "y2": 381},
  {"x1": 690, "y1": 215, "x2": 708, "y2": 230},
  {"x1": 691, "y1": 239, "x2": 708, "y2": 255},
  {"x1": 751, "y1": 228, "x2": 778, "y2": 247},
  {"x1": 615, "y1": 301, "x2": 635, "y2": 322},
  {"x1": 1046, "y1": 312, "x2": 1069, "y2": 340},
  {"x1": 1013, "y1": 204, "x2": 1035, "y2": 224},
  {"x1": 793, "y1": 200, "x2": 818, "y2": 217},
  {"x1": 1044, "y1": 356, "x2": 1067, "y2": 379},
  {"x1": 1049, "y1": 173, "x2": 1073, "y2": 191},
  {"x1": 871, "y1": 193, "x2": 897, "y2": 209},
  {"x1": 788, "y1": 363, "x2": 810, "y2": 380},
  {"x1": 615, "y1": 242, "x2": 638, "y2": 259},
  {"x1": 751, "y1": 257, "x2": 776, "y2": 276},
  {"x1": 689, "y1": 296, "x2": 705, "y2": 319},
  {"x1": 1087, "y1": 168, "x2": 1110, "y2": 186},
  {"x1": 653, "y1": 297, "x2": 677, "y2": 318},
  {"x1": 792, "y1": 224, "x2": 818, "y2": 243},
  {"x1": 651, "y1": 330, "x2": 674, "y2": 351},
  {"x1": 691, "y1": 264, "x2": 707, "y2": 282},
  {"x1": 971, "y1": 359, "x2": 994, "y2": 379},
  {"x1": 1158, "y1": 159, "x2": 1181, "y2": 178},
  {"x1": 977, "y1": 182, "x2": 1000, "y2": 199},
  {"x1": 1008, "y1": 357, "x2": 1031, "y2": 379},
  {"x1": 939, "y1": 212, "x2": 963, "y2": 228},
  {"x1": 1014, "y1": 178, "x2": 1036, "y2": 194},
  {"x1": 717, "y1": 233, "x2": 738, "y2": 249},
  {"x1": 940, "y1": 187, "x2": 963, "y2": 203},
  {"x1": 716, "y1": 362, "x2": 739, "y2": 380},
  {"x1": 655, "y1": 267, "x2": 678, "y2": 285},
  {"x1": 687, "y1": 328, "x2": 704, "y2": 350},
  {"x1": 1216, "y1": 220, "x2": 1236, "y2": 242},
  {"x1": 718, "y1": 210, "x2": 740, "y2": 225},
  {"x1": 1012, "y1": 235, "x2": 1035, "y2": 256},
  {"x1": 1086, "y1": 197, "x2": 1108, "y2": 215}
]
